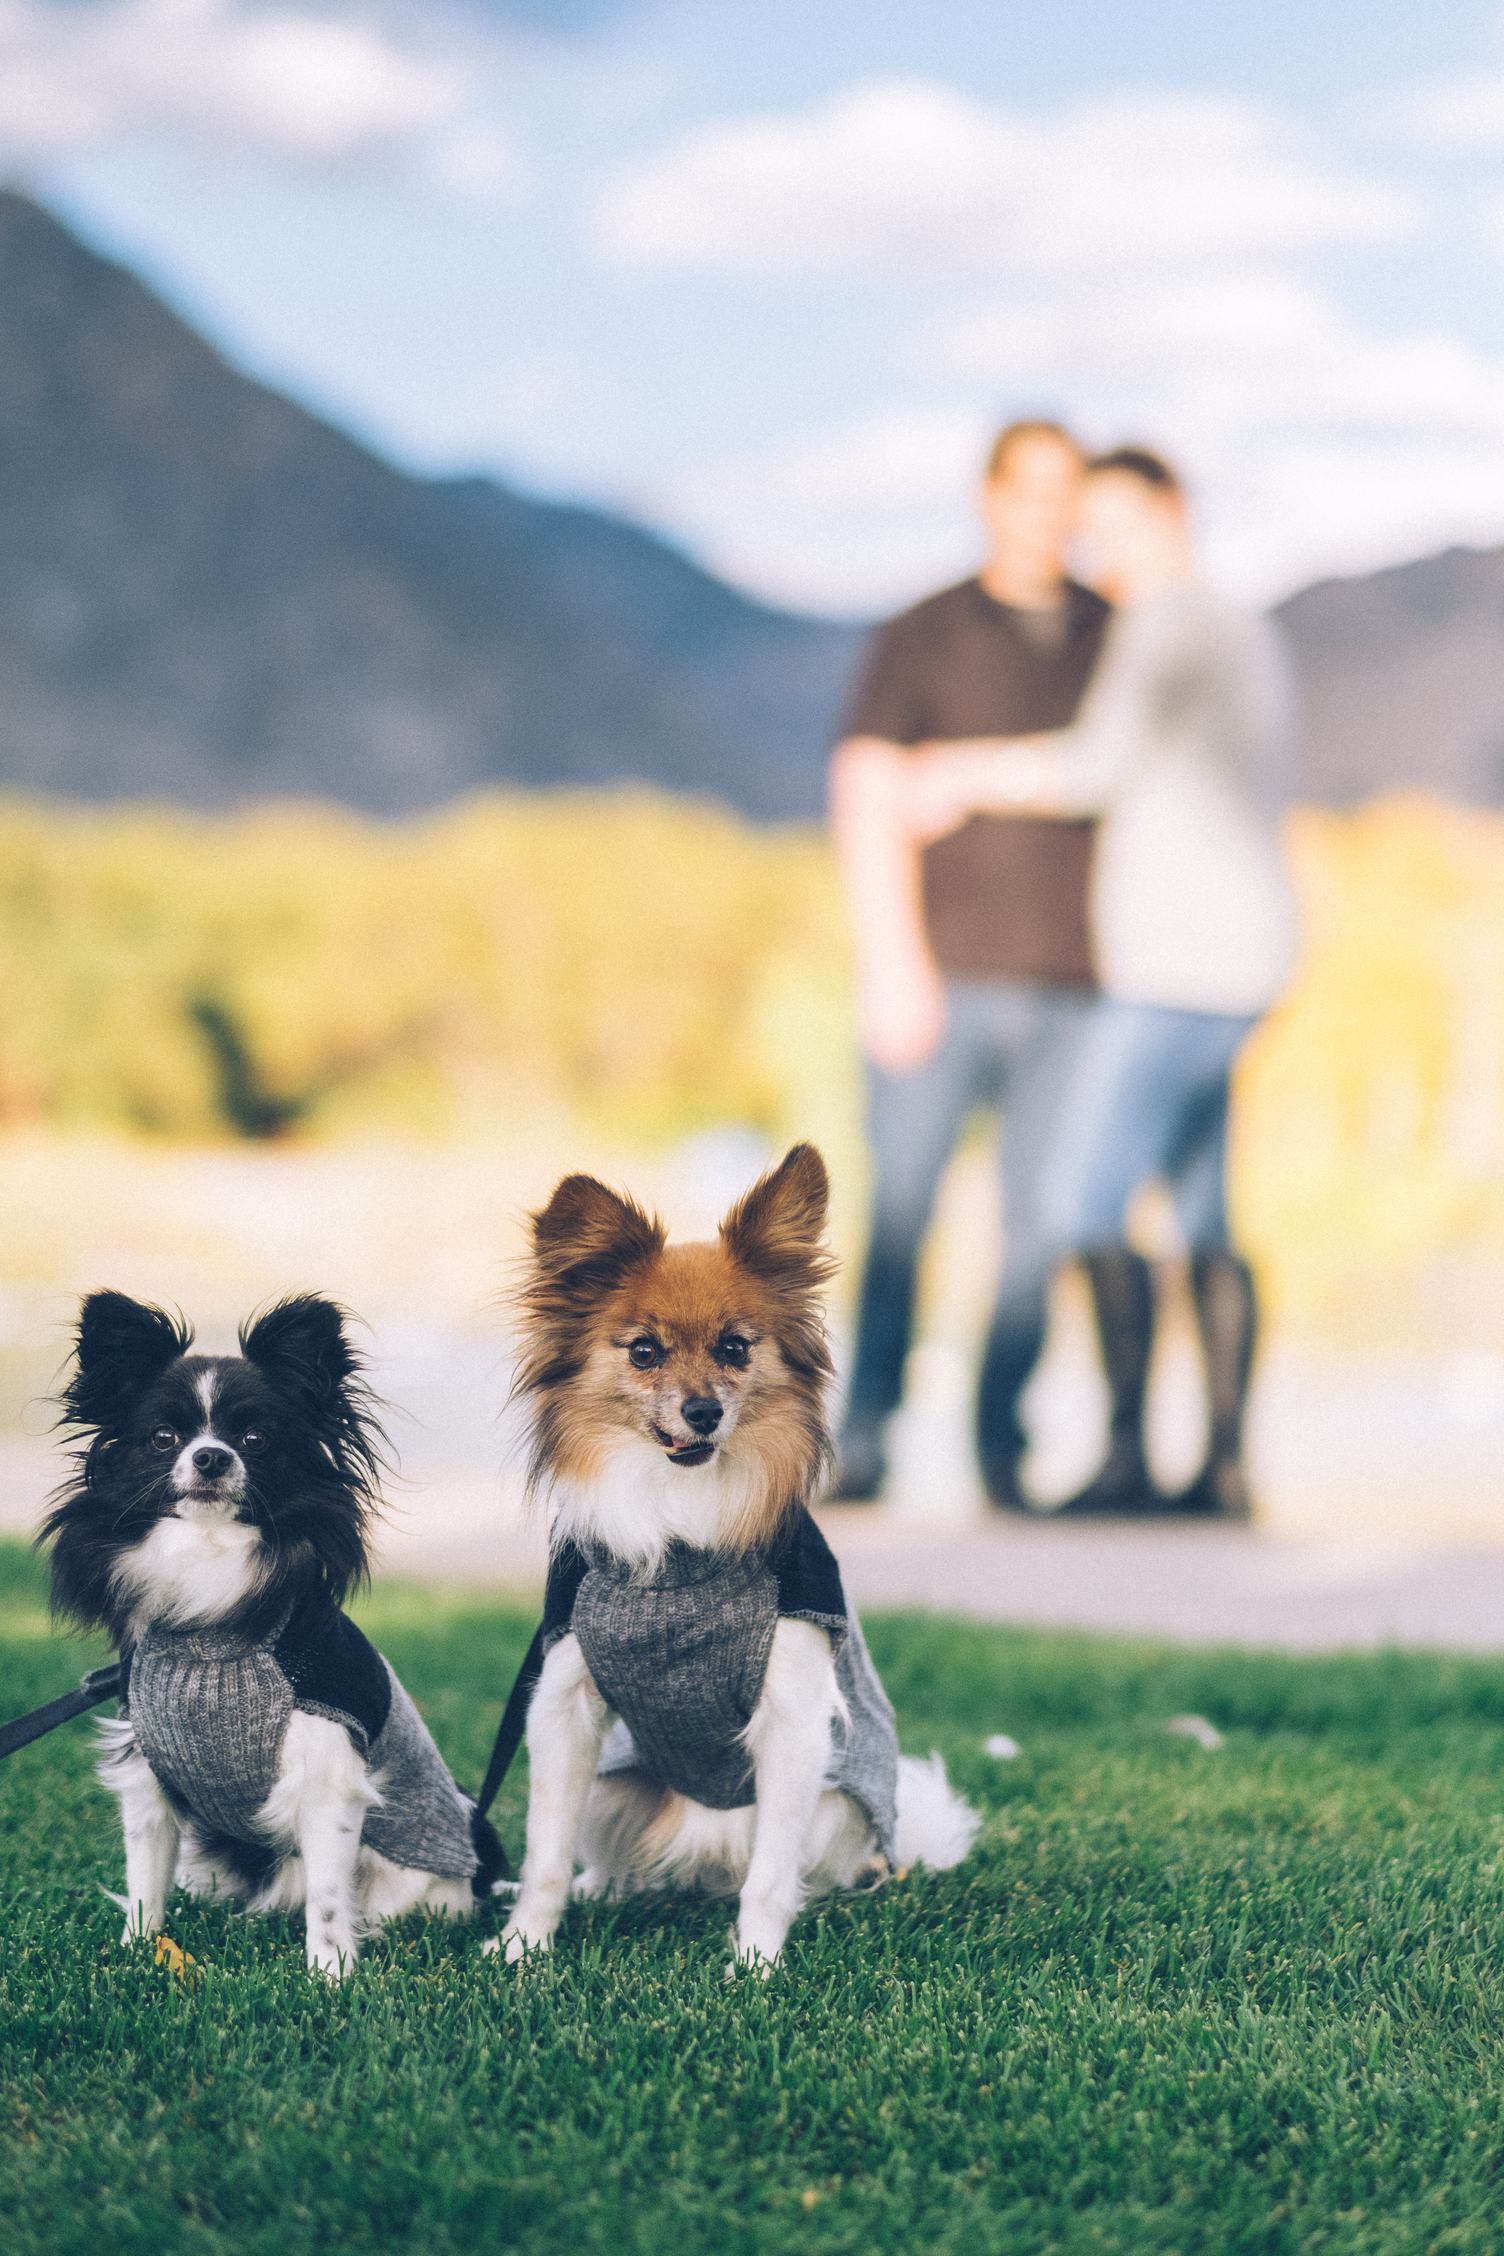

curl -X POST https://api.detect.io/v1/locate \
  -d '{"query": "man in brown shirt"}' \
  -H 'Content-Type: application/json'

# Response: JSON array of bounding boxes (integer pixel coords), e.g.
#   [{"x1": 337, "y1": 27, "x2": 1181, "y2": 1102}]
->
[{"x1": 829, "y1": 419, "x2": 1110, "y2": 1505}]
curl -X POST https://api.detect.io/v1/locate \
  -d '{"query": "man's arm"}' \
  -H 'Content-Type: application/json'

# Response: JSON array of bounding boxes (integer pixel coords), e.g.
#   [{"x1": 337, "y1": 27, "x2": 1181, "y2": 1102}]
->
[{"x1": 829, "y1": 735, "x2": 945, "y2": 1076}]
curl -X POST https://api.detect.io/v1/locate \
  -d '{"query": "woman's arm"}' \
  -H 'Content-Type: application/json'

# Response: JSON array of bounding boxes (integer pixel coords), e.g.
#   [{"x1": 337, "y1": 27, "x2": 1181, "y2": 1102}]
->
[
  {"x1": 902, "y1": 609, "x2": 1157, "y2": 840},
  {"x1": 903, "y1": 735, "x2": 1084, "y2": 840}
]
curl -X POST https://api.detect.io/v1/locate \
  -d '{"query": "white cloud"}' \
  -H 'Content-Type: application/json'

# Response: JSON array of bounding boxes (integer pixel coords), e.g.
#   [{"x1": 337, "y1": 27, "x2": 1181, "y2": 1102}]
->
[
  {"x1": 1217, "y1": 436, "x2": 1504, "y2": 597},
  {"x1": 1391, "y1": 67, "x2": 1504, "y2": 149},
  {"x1": 593, "y1": 78, "x2": 1420, "y2": 277},
  {"x1": 928, "y1": 272, "x2": 1330, "y2": 389},
  {"x1": 0, "y1": 0, "x2": 526, "y2": 196},
  {"x1": 926, "y1": 272, "x2": 1504, "y2": 449},
  {"x1": 657, "y1": 404, "x2": 989, "y2": 612},
  {"x1": 0, "y1": 0, "x2": 457, "y2": 161}
]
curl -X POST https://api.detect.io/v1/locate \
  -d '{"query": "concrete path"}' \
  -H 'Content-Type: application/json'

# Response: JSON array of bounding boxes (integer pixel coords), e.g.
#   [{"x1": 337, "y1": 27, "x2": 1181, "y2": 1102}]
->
[{"x1": 812, "y1": 1508, "x2": 1504, "y2": 1653}]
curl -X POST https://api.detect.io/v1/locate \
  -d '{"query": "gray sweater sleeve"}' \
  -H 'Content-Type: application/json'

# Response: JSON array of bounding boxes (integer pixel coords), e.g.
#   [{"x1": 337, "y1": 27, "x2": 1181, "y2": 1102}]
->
[{"x1": 966, "y1": 589, "x2": 1297, "y2": 819}]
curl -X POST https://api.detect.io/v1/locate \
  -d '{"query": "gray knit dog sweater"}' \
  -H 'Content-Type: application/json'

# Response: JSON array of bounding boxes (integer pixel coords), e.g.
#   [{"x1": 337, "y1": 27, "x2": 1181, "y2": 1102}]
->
[
  {"x1": 541, "y1": 1508, "x2": 899, "y2": 1865},
  {"x1": 119, "y1": 1593, "x2": 481, "y2": 1883}
]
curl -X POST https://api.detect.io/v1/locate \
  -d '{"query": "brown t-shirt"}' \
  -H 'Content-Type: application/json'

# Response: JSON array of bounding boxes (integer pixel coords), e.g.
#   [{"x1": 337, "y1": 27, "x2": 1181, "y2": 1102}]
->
[{"x1": 843, "y1": 576, "x2": 1111, "y2": 984}]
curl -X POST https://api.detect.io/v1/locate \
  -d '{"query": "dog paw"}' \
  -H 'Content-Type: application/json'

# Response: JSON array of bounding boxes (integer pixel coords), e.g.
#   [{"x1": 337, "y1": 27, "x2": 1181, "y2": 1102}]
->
[
  {"x1": 730, "y1": 1904, "x2": 788, "y2": 1974},
  {"x1": 489, "y1": 1922, "x2": 550, "y2": 1966},
  {"x1": 306, "y1": 1942, "x2": 355, "y2": 1982},
  {"x1": 727, "y1": 1936, "x2": 779, "y2": 1979}
]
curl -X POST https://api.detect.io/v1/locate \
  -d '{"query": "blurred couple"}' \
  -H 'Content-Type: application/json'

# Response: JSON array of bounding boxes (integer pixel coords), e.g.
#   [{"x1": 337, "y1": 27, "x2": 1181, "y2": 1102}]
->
[{"x1": 829, "y1": 421, "x2": 1299, "y2": 1519}]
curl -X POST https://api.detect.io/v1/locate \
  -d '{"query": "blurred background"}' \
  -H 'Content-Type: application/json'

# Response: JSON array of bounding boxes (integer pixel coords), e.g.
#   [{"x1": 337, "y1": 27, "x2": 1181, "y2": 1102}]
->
[{"x1": 5, "y1": 2, "x2": 1504, "y2": 1611}]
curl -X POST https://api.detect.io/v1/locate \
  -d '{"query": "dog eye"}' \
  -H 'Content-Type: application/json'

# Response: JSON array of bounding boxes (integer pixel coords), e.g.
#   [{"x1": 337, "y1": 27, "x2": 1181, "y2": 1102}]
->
[
  {"x1": 150, "y1": 1426, "x2": 178, "y2": 1451},
  {"x1": 627, "y1": 1338, "x2": 662, "y2": 1370},
  {"x1": 240, "y1": 1429, "x2": 266, "y2": 1452},
  {"x1": 716, "y1": 1335, "x2": 751, "y2": 1369}
]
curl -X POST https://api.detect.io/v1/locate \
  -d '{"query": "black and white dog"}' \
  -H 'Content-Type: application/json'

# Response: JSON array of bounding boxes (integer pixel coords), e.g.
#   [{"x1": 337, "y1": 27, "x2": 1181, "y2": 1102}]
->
[{"x1": 43, "y1": 1291, "x2": 500, "y2": 1977}]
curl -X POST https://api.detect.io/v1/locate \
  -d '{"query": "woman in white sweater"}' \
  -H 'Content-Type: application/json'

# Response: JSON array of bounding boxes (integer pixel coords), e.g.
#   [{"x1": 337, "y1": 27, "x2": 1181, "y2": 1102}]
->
[{"x1": 904, "y1": 448, "x2": 1300, "y2": 1518}]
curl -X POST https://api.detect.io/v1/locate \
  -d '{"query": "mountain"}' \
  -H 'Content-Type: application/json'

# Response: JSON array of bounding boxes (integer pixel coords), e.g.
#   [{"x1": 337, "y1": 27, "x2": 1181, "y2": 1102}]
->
[
  {"x1": 1276, "y1": 547, "x2": 1504, "y2": 807},
  {"x1": 0, "y1": 191, "x2": 861, "y2": 821},
  {"x1": 4, "y1": 189, "x2": 1504, "y2": 823}
]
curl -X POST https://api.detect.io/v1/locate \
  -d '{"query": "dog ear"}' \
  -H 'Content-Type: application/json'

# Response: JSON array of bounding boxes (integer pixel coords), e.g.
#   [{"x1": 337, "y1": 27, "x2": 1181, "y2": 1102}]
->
[
  {"x1": 720, "y1": 1144, "x2": 832, "y2": 1283},
  {"x1": 531, "y1": 1175, "x2": 664, "y2": 1295},
  {"x1": 65, "y1": 1291, "x2": 192, "y2": 1427},
  {"x1": 240, "y1": 1297, "x2": 384, "y2": 1520},
  {"x1": 240, "y1": 1294, "x2": 358, "y2": 1402}
]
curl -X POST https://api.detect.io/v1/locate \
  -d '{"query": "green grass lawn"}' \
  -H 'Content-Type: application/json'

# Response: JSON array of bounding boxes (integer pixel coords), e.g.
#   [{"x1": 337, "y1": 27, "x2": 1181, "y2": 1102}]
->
[{"x1": 5, "y1": 1537, "x2": 1504, "y2": 2256}]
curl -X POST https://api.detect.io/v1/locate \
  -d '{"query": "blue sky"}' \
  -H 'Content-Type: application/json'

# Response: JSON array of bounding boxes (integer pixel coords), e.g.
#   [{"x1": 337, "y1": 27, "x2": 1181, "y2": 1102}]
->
[{"x1": 15, "y1": 0, "x2": 1504, "y2": 614}]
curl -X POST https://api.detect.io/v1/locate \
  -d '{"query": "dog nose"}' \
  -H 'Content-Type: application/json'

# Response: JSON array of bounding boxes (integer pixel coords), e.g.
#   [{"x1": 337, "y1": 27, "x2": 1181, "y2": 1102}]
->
[
  {"x1": 681, "y1": 1395, "x2": 723, "y2": 1436},
  {"x1": 192, "y1": 1444, "x2": 234, "y2": 1481}
]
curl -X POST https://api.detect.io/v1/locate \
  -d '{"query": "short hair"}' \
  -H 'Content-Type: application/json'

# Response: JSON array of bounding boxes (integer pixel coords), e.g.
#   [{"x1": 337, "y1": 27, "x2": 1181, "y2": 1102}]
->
[
  {"x1": 1087, "y1": 445, "x2": 1184, "y2": 497},
  {"x1": 984, "y1": 418, "x2": 1082, "y2": 481}
]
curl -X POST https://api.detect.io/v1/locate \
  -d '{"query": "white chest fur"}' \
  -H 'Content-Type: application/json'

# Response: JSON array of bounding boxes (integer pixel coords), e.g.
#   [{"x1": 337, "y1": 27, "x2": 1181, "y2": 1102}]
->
[
  {"x1": 546, "y1": 1437, "x2": 771, "y2": 1574},
  {"x1": 111, "y1": 1512, "x2": 265, "y2": 1635}
]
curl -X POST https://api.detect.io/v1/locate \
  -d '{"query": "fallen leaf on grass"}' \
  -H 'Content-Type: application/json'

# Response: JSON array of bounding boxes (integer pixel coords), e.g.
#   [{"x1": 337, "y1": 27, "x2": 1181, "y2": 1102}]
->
[{"x1": 153, "y1": 1935, "x2": 200, "y2": 1982}]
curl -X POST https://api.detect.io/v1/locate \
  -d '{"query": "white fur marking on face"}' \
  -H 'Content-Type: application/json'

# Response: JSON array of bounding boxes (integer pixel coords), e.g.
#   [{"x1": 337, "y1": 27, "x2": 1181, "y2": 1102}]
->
[{"x1": 171, "y1": 1366, "x2": 246, "y2": 1506}]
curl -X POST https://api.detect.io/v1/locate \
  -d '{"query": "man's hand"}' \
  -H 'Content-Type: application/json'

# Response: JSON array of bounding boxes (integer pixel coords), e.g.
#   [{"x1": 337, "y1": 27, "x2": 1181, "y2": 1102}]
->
[{"x1": 859, "y1": 947, "x2": 946, "y2": 1076}]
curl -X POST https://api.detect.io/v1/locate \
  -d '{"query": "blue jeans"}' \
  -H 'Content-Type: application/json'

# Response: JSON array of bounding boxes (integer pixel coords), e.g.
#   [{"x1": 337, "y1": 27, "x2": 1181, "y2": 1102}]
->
[
  {"x1": 1032, "y1": 999, "x2": 1256, "y2": 1257},
  {"x1": 843, "y1": 978, "x2": 1092, "y2": 1475}
]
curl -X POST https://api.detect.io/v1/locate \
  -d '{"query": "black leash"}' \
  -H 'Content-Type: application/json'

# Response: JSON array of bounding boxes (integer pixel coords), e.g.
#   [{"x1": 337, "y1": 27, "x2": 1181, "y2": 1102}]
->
[
  {"x1": 473, "y1": 1622, "x2": 546, "y2": 1821},
  {"x1": 0, "y1": 1662, "x2": 121, "y2": 1763}
]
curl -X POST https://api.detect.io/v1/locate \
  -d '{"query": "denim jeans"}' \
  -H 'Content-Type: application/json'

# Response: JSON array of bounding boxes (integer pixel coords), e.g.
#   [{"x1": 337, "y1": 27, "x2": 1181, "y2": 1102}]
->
[
  {"x1": 1031, "y1": 998, "x2": 1257, "y2": 1256},
  {"x1": 843, "y1": 978, "x2": 1092, "y2": 1476}
]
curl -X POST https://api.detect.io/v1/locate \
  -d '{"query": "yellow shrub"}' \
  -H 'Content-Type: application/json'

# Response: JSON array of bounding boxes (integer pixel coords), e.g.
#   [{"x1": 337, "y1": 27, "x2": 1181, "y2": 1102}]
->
[{"x1": 3, "y1": 787, "x2": 1502, "y2": 1321}]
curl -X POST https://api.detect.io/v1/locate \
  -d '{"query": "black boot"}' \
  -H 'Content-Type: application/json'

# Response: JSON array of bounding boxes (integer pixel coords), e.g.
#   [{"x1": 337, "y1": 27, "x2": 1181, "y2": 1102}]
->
[
  {"x1": 1052, "y1": 1248, "x2": 1161, "y2": 1517},
  {"x1": 1171, "y1": 1250, "x2": 1258, "y2": 1521},
  {"x1": 979, "y1": 1443, "x2": 1031, "y2": 1515},
  {"x1": 976, "y1": 1307, "x2": 1045, "y2": 1514},
  {"x1": 829, "y1": 1422, "x2": 887, "y2": 1504}
]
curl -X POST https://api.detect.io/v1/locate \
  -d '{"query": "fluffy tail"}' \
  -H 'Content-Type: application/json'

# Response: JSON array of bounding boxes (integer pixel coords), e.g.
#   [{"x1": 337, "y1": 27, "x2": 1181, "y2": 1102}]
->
[{"x1": 893, "y1": 1752, "x2": 980, "y2": 1872}]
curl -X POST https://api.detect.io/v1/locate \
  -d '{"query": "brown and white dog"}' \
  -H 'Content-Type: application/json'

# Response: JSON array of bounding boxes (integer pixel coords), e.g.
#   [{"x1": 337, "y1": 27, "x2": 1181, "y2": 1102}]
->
[{"x1": 490, "y1": 1144, "x2": 976, "y2": 1972}]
